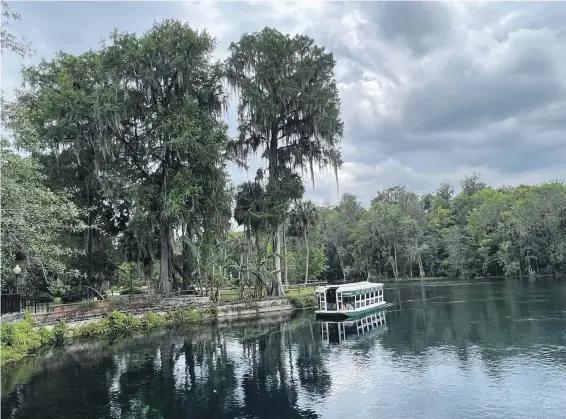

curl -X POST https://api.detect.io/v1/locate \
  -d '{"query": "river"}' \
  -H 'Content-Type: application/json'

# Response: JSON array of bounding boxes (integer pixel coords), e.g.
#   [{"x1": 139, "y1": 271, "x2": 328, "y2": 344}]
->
[{"x1": 2, "y1": 279, "x2": 566, "y2": 419}]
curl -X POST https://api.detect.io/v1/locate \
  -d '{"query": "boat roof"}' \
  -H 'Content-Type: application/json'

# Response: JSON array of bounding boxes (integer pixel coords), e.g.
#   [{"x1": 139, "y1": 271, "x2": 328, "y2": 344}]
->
[{"x1": 316, "y1": 281, "x2": 384, "y2": 293}]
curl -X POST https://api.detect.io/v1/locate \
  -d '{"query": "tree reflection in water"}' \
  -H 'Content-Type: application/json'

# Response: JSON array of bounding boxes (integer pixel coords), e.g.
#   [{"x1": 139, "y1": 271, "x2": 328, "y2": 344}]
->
[{"x1": 2, "y1": 279, "x2": 566, "y2": 419}]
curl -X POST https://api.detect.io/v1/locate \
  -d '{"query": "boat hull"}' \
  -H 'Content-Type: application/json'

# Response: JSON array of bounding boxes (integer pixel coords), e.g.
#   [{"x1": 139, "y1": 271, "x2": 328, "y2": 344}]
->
[{"x1": 315, "y1": 301, "x2": 388, "y2": 320}]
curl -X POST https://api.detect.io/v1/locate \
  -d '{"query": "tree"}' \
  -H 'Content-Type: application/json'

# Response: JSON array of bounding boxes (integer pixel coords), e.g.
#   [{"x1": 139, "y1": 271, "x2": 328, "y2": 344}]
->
[
  {"x1": 0, "y1": 141, "x2": 85, "y2": 295},
  {"x1": 8, "y1": 51, "x2": 130, "y2": 296},
  {"x1": 289, "y1": 200, "x2": 318, "y2": 284},
  {"x1": 226, "y1": 27, "x2": 343, "y2": 296},
  {"x1": 99, "y1": 21, "x2": 231, "y2": 294},
  {"x1": 1, "y1": 0, "x2": 32, "y2": 57},
  {"x1": 319, "y1": 193, "x2": 365, "y2": 281}
]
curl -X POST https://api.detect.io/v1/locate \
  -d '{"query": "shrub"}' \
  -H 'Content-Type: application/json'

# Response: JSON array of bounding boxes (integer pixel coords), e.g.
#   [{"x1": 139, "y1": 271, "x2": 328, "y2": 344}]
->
[
  {"x1": 38, "y1": 327, "x2": 52, "y2": 345},
  {"x1": 0, "y1": 312, "x2": 44, "y2": 365},
  {"x1": 165, "y1": 307, "x2": 204, "y2": 325},
  {"x1": 51, "y1": 320, "x2": 69, "y2": 346},
  {"x1": 141, "y1": 312, "x2": 166, "y2": 329},
  {"x1": 73, "y1": 320, "x2": 106, "y2": 340},
  {"x1": 288, "y1": 294, "x2": 317, "y2": 309},
  {"x1": 105, "y1": 311, "x2": 141, "y2": 337}
]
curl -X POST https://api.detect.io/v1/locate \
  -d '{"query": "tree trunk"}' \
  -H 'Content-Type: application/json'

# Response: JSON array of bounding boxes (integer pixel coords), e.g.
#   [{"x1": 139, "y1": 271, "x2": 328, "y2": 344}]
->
[
  {"x1": 245, "y1": 226, "x2": 250, "y2": 285},
  {"x1": 159, "y1": 217, "x2": 172, "y2": 295},
  {"x1": 267, "y1": 125, "x2": 284, "y2": 297},
  {"x1": 415, "y1": 239, "x2": 425, "y2": 277},
  {"x1": 393, "y1": 243, "x2": 399, "y2": 279},
  {"x1": 283, "y1": 220, "x2": 288, "y2": 286},
  {"x1": 418, "y1": 255, "x2": 425, "y2": 278},
  {"x1": 304, "y1": 229, "x2": 310, "y2": 284},
  {"x1": 144, "y1": 262, "x2": 153, "y2": 296},
  {"x1": 270, "y1": 224, "x2": 285, "y2": 296},
  {"x1": 85, "y1": 186, "x2": 93, "y2": 292},
  {"x1": 337, "y1": 250, "x2": 347, "y2": 282}
]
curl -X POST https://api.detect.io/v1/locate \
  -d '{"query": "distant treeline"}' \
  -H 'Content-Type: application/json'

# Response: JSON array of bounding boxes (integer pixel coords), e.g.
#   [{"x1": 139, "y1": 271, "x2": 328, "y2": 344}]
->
[{"x1": 315, "y1": 177, "x2": 566, "y2": 282}]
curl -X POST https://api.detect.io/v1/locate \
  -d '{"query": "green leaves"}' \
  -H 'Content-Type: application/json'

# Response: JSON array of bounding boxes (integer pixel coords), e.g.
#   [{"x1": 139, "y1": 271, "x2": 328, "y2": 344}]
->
[{"x1": 0, "y1": 144, "x2": 86, "y2": 293}]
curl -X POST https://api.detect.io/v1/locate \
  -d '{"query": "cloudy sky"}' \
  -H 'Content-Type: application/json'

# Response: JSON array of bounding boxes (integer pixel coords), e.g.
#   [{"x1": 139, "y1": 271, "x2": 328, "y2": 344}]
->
[{"x1": 3, "y1": 1, "x2": 566, "y2": 206}]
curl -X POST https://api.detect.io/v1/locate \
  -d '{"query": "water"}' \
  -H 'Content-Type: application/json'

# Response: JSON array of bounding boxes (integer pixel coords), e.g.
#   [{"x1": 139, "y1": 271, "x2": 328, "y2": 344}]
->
[{"x1": 2, "y1": 279, "x2": 566, "y2": 419}]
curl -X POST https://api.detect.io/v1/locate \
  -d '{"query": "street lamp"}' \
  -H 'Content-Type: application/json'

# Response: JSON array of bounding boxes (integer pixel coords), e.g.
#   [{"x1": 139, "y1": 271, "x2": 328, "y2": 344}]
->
[{"x1": 13, "y1": 264, "x2": 21, "y2": 293}]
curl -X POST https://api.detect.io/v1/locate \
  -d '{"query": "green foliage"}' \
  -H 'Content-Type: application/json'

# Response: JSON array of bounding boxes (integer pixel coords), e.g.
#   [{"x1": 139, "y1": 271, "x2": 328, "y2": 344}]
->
[
  {"x1": 60, "y1": 288, "x2": 87, "y2": 304},
  {"x1": 164, "y1": 308, "x2": 205, "y2": 324},
  {"x1": 104, "y1": 312, "x2": 140, "y2": 337},
  {"x1": 51, "y1": 320, "x2": 69, "y2": 347},
  {"x1": 0, "y1": 313, "x2": 43, "y2": 365},
  {"x1": 119, "y1": 288, "x2": 143, "y2": 295},
  {"x1": 288, "y1": 294, "x2": 317, "y2": 309},
  {"x1": 227, "y1": 27, "x2": 343, "y2": 295},
  {"x1": 318, "y1": 179, "x2": 566, "y2": 281},
  {"x1": 0, "y1": 0, "x2": 32, "y2": 57},
  {"x1": 0, "y1": 143, "x2": 86, "y2": 293}
]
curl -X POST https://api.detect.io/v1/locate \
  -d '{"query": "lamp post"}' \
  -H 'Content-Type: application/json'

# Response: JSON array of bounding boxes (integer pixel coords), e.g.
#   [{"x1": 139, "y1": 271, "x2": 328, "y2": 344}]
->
[{"x1": 13, "y1": 264, "x2": 21, "y2": 294}]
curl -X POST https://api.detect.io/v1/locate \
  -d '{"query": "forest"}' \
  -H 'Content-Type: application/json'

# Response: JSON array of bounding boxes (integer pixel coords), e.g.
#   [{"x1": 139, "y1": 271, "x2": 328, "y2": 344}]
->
[{"x1": 2, "y1": 6, "x2": 566, "y2": 303}]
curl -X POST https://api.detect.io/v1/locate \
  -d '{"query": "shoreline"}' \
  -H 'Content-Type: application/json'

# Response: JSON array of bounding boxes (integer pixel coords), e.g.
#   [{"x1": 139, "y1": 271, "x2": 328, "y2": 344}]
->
[
  {"x1": 0, "y1": 293, "x2": 317, "y2": 367},
  {"x1": 376, "y1": 274, "x2": 565, "y2": 283}
]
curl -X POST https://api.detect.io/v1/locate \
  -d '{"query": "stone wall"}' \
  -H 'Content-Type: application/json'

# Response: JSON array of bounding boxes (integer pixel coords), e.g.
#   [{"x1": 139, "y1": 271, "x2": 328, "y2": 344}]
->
[
  {"x1": 157, "y1": 296, "x2": 211, "y2": 309},
  {"x1": 31, "y1": 296, "x2": 208, "y2": 326},
  {"x1": 213, "y1": 297, "x2": 294, "y2": 318},
  {"x1": 30, "y1": 296, "x2": 294, "y2": 326},
  {"x1": 1, "y1": 312, "x2": 25, "y2": 323}
]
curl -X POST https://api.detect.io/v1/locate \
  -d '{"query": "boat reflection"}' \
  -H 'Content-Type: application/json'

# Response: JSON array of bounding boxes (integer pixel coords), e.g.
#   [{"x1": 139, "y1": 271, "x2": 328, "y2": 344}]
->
[{"x1": 319, "y1": 310, "x2": 387, "y2": 344}]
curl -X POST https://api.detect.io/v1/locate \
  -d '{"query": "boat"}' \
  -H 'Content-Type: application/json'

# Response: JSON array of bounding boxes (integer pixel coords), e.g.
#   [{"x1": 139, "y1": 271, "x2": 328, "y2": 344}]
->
[
  {"x1": 320, "y1": 310, "x2": 387, "y2": 344},
  {"x1": 315, "y1": 280, "x2": 387, "y2": 319}
]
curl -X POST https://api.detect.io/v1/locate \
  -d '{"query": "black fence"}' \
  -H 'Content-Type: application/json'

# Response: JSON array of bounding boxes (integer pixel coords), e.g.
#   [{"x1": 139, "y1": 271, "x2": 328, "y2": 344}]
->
[
  {"x1": 1, "y1": 294, "x2": 21, "y2": 314},
  {"x1": 1, "y1": 294, "x2": 49, "y2": 315}
]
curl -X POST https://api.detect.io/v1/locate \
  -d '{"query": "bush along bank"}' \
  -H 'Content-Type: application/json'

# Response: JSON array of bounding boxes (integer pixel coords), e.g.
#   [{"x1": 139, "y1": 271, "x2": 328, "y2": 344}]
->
[
  {"x1": 0, "y1": 307, "x2": 209, "y2": 366},
  {"x1": 287, "y1": 293, "x2": 317, "y2": 309}
]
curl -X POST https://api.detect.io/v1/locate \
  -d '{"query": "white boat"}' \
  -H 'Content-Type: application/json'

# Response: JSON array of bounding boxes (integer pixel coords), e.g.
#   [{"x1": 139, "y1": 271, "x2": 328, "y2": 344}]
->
[{"x1": 315, "y1": 281, "x2": 387, "y2": 319}]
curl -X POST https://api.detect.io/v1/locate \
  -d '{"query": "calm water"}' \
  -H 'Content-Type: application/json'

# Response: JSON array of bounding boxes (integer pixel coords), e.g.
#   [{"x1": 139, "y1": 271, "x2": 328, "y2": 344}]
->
[{"x1": 2, "y1": 279, "x2": 566, "y2": 419}]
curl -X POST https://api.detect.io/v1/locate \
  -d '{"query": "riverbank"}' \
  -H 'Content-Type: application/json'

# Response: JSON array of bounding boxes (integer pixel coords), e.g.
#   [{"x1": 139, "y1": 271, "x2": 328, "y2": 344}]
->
[{"x1": 0, "y1": 293, "x2": 317, "y2": 366}]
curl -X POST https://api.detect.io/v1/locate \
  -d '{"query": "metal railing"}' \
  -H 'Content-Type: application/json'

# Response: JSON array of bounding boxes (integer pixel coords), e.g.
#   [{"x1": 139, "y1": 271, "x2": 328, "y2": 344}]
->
[
  {"x1": 1, "y1": 294, "x2": 50, "y2": 314},
  {"x1": 1, "y1": 294, "x2": 21, "y2": 314}
]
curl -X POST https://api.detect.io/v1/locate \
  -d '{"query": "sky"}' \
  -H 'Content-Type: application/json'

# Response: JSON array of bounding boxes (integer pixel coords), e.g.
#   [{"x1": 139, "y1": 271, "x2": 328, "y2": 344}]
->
[{"x1": 2, "y1": 1, "x2": 566, "y2": 206}]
